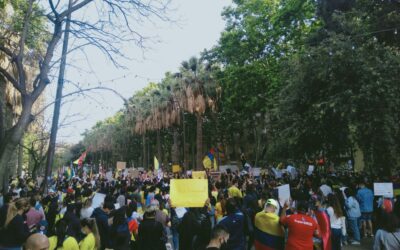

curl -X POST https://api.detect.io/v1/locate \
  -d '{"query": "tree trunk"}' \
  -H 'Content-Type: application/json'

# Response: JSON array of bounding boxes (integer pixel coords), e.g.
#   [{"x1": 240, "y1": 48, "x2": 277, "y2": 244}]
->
[
  {"x1": 196, "y1": 114, "x2": 203, "y2": 170},
  {"x1": 0, "y1": 98, "x2": 34, "y2": 191},
  {"x1": 156, "y1": 129, "x2": 161, "y2": 167},
  {"x1": 17, "y1": 141, "x2": 23, "y2": 177},
  {"x1": 43, "y1": 4, "x2": 72, "y2": 193},
  {"x1": 142, "y1": 133, "x2": 147, "y2": 168},
  {"x1": 172, "y1": 127, "x2": 179, "y2": 165}
]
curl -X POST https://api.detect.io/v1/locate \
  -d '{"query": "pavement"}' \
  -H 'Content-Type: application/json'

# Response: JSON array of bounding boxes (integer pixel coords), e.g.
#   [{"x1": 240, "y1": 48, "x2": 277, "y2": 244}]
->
[{"x1": 343, "y1": 237, "x2": 373, "y2": 250}]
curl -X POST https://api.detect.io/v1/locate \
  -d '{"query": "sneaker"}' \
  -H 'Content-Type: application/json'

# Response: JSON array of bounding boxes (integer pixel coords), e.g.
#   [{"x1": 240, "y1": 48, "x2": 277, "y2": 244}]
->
[{"x1": 351, "y1": 241, "x2": 361, "y2": 245}]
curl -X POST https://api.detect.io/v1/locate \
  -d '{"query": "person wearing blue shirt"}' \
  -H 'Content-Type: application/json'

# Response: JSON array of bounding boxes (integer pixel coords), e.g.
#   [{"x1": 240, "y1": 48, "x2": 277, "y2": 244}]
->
[
  {"x1": 356, "y1": 181, "x2": 374, "y2": 238},
  {"x1": 218, "y1": 198, "x2": 246, "y2": 250}
]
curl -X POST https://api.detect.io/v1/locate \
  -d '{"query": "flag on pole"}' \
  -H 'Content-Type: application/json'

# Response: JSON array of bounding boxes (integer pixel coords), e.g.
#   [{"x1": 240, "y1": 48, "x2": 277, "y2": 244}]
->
[
  {"x1": 154, "y1": 156, "x2": 160, "y2": 170},
  {"x1": 203, "y1": 148, "x2": 217, "y2": 171},
  {"x1": 73, "y1": 151, "x2": 87, "y2": 167}
]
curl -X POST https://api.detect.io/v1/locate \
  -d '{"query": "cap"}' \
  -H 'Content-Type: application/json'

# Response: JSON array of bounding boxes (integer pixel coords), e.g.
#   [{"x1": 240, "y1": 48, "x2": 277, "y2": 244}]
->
[{"x1": 265, "y1": 199, "x2": 279, "y2": 209}]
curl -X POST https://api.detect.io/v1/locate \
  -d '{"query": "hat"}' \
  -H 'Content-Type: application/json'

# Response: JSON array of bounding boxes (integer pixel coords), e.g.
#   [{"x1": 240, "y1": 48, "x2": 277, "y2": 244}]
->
[{"x1": 265, "y1": 199, "x2": 279, "y2": 209}]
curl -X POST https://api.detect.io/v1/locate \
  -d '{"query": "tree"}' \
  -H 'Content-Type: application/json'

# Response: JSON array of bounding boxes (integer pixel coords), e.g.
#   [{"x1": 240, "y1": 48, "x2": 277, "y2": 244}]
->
[{"x1": 0, "y1": 0, "x2": 170, "y2": 189}]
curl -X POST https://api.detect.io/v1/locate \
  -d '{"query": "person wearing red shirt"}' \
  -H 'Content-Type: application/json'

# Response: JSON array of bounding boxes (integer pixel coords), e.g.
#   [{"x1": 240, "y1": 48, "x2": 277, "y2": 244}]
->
[{"x1": 280, "y1": 201, "x2": 320, "y2": 250}]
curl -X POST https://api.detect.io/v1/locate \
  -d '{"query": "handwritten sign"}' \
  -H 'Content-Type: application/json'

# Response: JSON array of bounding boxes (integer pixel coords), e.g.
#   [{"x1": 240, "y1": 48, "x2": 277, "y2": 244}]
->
[{"x1": 373, "y1": 183, "x2": 393, "y2": 197}]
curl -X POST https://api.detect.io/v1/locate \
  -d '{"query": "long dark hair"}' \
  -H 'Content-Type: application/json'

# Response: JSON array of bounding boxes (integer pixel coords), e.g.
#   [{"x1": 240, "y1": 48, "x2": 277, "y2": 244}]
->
[
  {"x1": 54, "y1": 220, "x2": 68, "y2": 248},
  {"x1": 328, "y1": 193, "x2": 344, "y2": 218},
  {"x1": 381, "y1": 213, "x2": 400, "y2": 233},
  {"x1": 81, "y1": 218, "x2": 101, "y2": 248}
]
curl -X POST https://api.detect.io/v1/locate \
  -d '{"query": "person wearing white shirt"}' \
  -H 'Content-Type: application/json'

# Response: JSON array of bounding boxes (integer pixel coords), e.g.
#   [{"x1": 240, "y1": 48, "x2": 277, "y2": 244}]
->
[{"x1": 327, "y1": 194, "x2": 345, "y2": 250}]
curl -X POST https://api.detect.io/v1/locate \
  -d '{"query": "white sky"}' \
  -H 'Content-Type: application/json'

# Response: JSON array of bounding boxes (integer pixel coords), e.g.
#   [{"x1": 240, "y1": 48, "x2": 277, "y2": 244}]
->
[{"x1": 44, "y1": 0, "x2": 231, "y2": 144}]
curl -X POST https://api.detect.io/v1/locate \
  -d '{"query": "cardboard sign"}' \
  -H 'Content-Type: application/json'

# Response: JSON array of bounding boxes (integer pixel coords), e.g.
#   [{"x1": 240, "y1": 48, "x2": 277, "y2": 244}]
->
[
  {"x1": 106, "y1": 171, "x2": 113, "y2": 181},
  {"x1": 209, "y1": 171, "x2": 221, "y2": 180},
  {"x1": 116, "y1": 161, "x2": 127, "y2": 170},
  {"x1": 307, "y1": 165, "x2": 314, "y2": 176},
  {"x1": 192, "y1": 171, "x2": 206, "y2": 179},
  {"x1": 219, "y1": 165, "x2": 239, "y2": 173},
  {"x1": 373, "y1": 183, "x2": 393, "y2": 197},
  {"x1": 172, "y1": 165, "x2": 181, "y2": 173},
  {"x1": 252, "y1": 168, "x2": 261, "y2": 177},
  {"x1": 277, "y1": 184, "x2": 291, "y2": 207},
  {"x1": 92, "y1": 193, "x2": 106, "y2": 208},
  {"x1": 170, "y1": 179, "x2": 208, "y2": 207}
]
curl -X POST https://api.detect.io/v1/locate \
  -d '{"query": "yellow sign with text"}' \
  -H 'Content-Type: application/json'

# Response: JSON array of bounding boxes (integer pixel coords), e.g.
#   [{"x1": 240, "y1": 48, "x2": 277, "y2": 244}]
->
[
  {"x1": 170, "y1": 179, "x2": 208, "y2": 207},
  {"x1": 172, "y1": 165, "x2": 181, "y2": 173},
  {"x1": 192, "y1": 171, "x2": 206, "y2": 179}
]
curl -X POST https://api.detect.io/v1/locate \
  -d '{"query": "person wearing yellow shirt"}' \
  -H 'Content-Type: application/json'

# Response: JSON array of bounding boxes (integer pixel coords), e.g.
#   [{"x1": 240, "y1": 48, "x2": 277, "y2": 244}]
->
[
  {"x1": 228, "y1": 179, "x2": 242, "y2": 198},
  {"x1": 215, "y1": 193, "x2": 226, "y2": 223},
  {"x1": 48, "y1": 220, "x2": 79, "y2": 250},
  {"x1": 80, "y1": 218, "x2": 101, "y2": 250}
]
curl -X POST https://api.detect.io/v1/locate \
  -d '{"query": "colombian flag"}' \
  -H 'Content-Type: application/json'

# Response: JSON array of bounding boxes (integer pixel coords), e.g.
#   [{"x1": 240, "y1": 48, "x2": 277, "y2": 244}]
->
[
  {"x1": 73, "y1": 151, "x2": 87, "y2": 167},
  {"x1": 254, "y1": 212, "x2": 284, "y2": 250},
  {"x1": 203, "y1": 148, "x2": 217, "y2": 171}
]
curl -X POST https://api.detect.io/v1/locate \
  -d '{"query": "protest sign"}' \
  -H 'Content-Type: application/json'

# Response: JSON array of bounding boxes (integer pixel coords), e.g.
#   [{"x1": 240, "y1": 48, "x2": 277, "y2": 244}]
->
[
  {"x1": 210, "y1": 171, "x2": 221, "y2": 180},
  {"x1": 106, "y1": 171, "x2": 113, "y2": 181},
  {"x1": 170, "y1": 179, "x2": 208, "y2": 207},
  {"x1": 174, "y1": 207, "x2": 187, "y2": 219},
  {"x1": 307, "y1": 165, "x2": 314, "y2": 176},
  {"x1": 192, "y1": 171, "x2": 206, "y2": 179},
  {"x1": 92, "y1": 193, "x2": 106, "y2": 208},
  {"x1": 116, "y1": 161, "x2": 126, "y2": 170},
  {"x1": 277, "y1": 184, "x2": 291, "y2": 207},
  {"x1": 219, "y1": 165, "x2": 239, "y2": 173},
  {"x1": 172, "y1": 165, "x2": 181, "y2": 173},
  {"x1": 251, "y1": 168, "x2": 261, "y2": 177},
  {"x1": 373, "y1": 183, "x2": 393, "y2": 197}
]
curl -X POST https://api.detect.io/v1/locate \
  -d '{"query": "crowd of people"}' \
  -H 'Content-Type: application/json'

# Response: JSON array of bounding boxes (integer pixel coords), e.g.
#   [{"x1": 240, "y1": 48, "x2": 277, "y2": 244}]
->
[{"x1": 0, "y1": 163, "x2": 400, "y2": 250}]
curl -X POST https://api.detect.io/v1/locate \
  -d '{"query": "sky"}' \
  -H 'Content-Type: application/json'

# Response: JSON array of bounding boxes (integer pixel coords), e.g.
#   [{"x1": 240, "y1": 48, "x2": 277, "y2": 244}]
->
[{"x1": 45, "y1": 0, "x2": 231, "y2": 144}]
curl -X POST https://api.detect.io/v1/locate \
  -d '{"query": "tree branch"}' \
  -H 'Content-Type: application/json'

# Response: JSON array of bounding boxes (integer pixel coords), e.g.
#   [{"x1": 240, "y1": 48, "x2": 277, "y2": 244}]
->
[{"x1": 0, "y1": 67, "x2": 23, "y2": 93}]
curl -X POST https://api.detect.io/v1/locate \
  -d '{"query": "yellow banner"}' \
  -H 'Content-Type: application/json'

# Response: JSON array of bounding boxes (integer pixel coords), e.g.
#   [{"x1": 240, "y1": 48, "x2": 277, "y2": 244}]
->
[
  {"x1": 170, "y1": 179, "x2": 208, "y2": 207},
  {"x1": 172, "y1": 165, "x2": 181, "y2": 173},
  {"x1": 192, "y1": 171, "x2": 206, "y2": 179}
]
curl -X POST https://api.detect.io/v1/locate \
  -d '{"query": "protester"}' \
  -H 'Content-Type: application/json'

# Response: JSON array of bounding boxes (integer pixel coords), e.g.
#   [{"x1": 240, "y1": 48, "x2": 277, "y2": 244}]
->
[
  {"x1": 327, "y1": 193, "x2": 345, "y2": 250},
  {"x1": 373, "y1": 213, "x2": 400, "y2": 250},
  {"x1": 280, "y1": 200, "x2": 320, "y2": 250},
  {"x1": 0, "y1": 198, "x2": 30, "y2": 249},
  {"x1": 356, "y1": 180, "x2": 374, "y2": 238},
  {"x1": 344, "y1": 188, "x2": 361, "y2": 245},
  {"x1": 204, "y1": 225, "x2": 229, "y2": 250},
  {"x1": 48, "y1": 220, "x2": 79, "y2": 250},
  {"x1": 80, "y1": 218, "x2": 101, "y2": 250},
  {"x1": 137, "y1": 206, "x2": 167, "y2": 250},
  {"x1": 254, "y1": 198, "x2": 284, "y2": 250},
  {"x1": 110, "y1": 207, "x2": 131, "y2": 250},
  {"x1": 218, "y1": 198, "x2": 246, "y2": 250},
  {"x1": 91, "y1": 201, "x2": 114, "y2": 249},
  {"x1": 25, "y1": 197, "x2": 44, "y2": 230},
  {"x1": 25, "y1": 233, "x2": 50, "y2": 250}
]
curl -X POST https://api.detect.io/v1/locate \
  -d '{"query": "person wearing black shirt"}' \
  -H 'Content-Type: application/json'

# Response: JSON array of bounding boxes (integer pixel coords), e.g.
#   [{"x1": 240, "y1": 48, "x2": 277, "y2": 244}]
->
[
  {"x1": 0, "y1": 198, "x2": 30, "y2": 248},
  {"x1": 204, "y1": 225, "x2": 229, "y2": 250}
]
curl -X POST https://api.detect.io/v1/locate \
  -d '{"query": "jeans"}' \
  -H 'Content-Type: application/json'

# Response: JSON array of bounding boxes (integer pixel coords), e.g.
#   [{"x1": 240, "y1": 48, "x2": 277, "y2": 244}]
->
[
  {"x1": 331, "y1": 228, "x2": 342, "y2": 250},
  {"x1": 348, "y1": 217, "x2": 360, "y2": 242},
  {"x1": 171, "y1": 228, "x2": 179, "y2": 250}
]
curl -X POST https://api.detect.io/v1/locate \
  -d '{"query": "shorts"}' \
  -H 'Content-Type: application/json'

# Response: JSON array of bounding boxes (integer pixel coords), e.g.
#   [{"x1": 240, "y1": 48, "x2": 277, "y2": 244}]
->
[{"x1": 361, "y1": 212, "x2": 372, "y2": 221}]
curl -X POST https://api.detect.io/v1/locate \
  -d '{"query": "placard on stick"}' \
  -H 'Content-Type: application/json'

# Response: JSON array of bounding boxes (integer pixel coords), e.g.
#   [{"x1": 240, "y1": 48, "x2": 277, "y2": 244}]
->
[
  {"x1": 170, "y1": 179, "x2": 208, "y2": 207},
  {"x1": 192, "y1": 171, "x2": 206, "y2": 179},
  {"x1": 116, "y1": 161, "x2": 126, "y2": 170},
  {"x1": 373, "y1": 183, "x2": 393, "y2": 198},
  {"x1": 277, "y1": 184, "x2": 291, "y2": 207}
]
